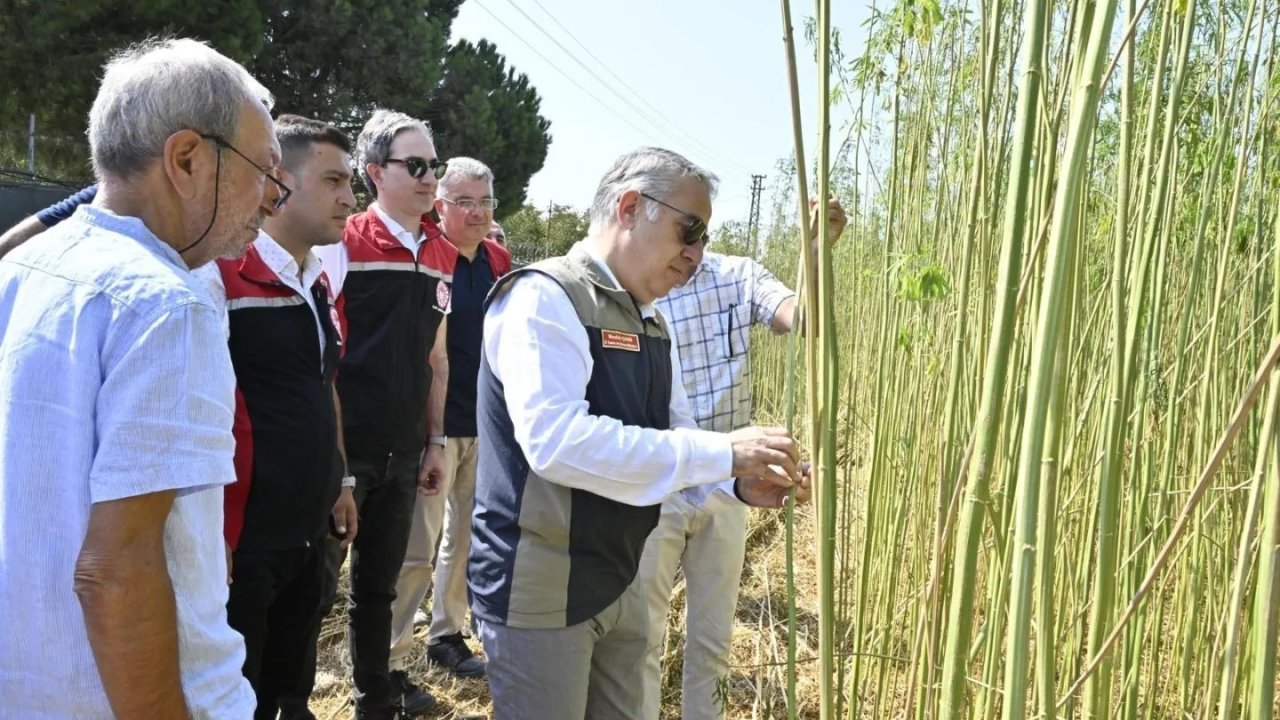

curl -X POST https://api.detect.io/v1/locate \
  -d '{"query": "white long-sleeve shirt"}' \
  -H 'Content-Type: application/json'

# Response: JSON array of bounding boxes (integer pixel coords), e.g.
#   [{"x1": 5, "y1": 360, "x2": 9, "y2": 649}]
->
[{"x1": 483, "y1": 245, "x2": 741, "y2": 508}]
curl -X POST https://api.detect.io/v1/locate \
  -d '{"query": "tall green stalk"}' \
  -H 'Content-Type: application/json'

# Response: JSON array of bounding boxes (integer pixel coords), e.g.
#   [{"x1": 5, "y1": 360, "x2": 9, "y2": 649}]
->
[
  {"x1": 1247, "y1": 211, "x2": 1280, "y2": 720},
  {"x1": 777, "y1": 1, "x2": 811, "y2": 717},
  {"x1": 938, "y1": 0, "x2": 1050, "y2": 714}
]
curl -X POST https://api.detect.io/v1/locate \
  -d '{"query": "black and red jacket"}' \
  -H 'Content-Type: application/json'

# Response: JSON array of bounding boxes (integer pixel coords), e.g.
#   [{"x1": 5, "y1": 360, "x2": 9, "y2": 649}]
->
[
  {"x1": 336, "y1": 210, "x2": 458, "y2": 458},
  {"x1": 220, "y1": 245, "x2": 343, "y2": 551}
]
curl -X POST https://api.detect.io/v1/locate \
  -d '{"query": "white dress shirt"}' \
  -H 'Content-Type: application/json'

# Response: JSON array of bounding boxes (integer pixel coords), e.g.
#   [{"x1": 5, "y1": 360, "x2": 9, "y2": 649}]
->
[
  {"x1": 483, "y1": 242, "x2": 741, "y2": 508},
  {"x1": 313, "y1": 203, "x2": 421, "y2": 297},
  {"x1": 196, "y1": 231, "x2": 330, "y2": 359}
]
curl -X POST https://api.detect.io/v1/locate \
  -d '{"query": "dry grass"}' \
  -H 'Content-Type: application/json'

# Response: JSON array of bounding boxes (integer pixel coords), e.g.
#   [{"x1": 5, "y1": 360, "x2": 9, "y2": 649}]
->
[{"x1": 305, "y1": 504, "x2": 835, "y2": 720}]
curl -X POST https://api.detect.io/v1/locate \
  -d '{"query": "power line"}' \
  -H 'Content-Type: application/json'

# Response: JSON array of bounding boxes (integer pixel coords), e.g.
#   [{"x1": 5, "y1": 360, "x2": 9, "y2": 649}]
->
[
  {"x1": 524, "y1": 0, "x2": 755, "y2": 175},
  {"x1": 481, "y1": 0, "x2": 756, "y2": 178},
  {"x1": 470, "y1": 0, "x2": 672, "y2": 150}
]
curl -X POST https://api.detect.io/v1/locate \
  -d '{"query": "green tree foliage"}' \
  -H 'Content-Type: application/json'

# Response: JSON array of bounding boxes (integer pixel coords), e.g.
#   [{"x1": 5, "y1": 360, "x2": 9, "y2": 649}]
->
[
  {"x1": 500, "y1": 202, "x2": 589, "y2": 266},
  {"x1": 427, "y1": 39, "x2": 552, "y2": 217},
  {"x1": 0, "y1": 0, "x2": 551, "y2": 206},
  {"x1": 252, "y1": 0, "x2": 463, "y2": 132}
]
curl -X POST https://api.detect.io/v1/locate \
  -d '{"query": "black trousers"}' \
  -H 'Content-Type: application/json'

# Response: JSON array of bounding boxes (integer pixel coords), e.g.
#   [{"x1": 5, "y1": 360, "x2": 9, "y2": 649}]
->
[
  {"x1": 227, "y1": 537, "x2": 328, "y2": 720},
  {"x1": 277, "y1": 536, "x2": 342, "y2": 720},
  {"x1": 347, "y1": 451, "x2": 422, "y2": 711}
]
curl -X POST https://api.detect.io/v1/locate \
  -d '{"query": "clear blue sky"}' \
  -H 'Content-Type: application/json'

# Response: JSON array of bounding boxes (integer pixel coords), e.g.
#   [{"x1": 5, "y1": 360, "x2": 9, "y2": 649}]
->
[{"x1": 449, "y1": 0, "x2": 870, "y2": 229}]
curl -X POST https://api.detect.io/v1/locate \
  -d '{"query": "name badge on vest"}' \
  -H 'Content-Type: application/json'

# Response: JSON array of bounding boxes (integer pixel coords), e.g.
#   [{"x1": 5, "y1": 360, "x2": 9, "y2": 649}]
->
[{"x1": 601, "y1": 329, "x2": 641, "y2": 352}]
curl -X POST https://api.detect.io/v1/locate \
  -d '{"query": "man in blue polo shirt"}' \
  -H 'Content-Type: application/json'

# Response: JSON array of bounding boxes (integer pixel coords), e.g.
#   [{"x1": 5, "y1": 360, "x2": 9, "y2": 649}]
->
[
  {"x1": 0, "y1": 184, "x2": 98, "y2": 258},
  {"x1": 389, "y1": 157, "x2": 510, "y2": 680}
]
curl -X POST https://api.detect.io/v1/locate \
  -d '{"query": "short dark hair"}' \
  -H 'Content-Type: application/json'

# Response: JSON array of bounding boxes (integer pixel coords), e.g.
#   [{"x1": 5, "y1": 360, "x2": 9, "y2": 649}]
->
[{"x1": 275, "y1": 114, "x2": 352, "y2": 172}]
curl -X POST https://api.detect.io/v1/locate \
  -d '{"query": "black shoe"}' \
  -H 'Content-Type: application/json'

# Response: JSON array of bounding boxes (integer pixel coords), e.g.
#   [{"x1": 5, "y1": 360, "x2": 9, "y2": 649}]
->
[
  {"x1": 426, "y1": 633, "x2": 486, "y2": 679},
  {"x1": 389, "y1": 669, "x2": 437, "y2": 716}
]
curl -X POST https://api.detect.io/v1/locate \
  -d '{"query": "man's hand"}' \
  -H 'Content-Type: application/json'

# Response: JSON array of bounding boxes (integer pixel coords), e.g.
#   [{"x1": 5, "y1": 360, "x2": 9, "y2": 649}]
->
[
  {"x1": 807, "y1": 195, "x2": 848, "y2": 246},
  {"x1": 729, "y1": 426, "x2": 801, "y2": 488},
  {"x1": 418, "y1": 444, "x2": 447, "y2": 496},
  {"x1": 331, "y1": 487, "x2": 359, "y2": 549},
  {"x1": 737, "y1": 462, "x2": 813, "y2": 509}
]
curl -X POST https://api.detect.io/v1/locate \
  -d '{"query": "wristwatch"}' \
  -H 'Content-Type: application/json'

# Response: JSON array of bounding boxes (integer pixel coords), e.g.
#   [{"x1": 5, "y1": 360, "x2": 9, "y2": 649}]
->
[{"x1": 426, "y1": 435, "x2": 448, "y2": 448}]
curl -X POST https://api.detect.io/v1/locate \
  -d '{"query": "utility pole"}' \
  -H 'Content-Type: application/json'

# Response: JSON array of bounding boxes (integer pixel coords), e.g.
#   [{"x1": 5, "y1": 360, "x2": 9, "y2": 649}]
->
[
  {"x1": 747, "y1": 174, "x2": 765, "y2": 257},
  {"x1": 546, "y1": 199, "x2": 554, "y2": 252},
  {"x1": 28, "y1": 114, "x2": 37, "y2": 174}
]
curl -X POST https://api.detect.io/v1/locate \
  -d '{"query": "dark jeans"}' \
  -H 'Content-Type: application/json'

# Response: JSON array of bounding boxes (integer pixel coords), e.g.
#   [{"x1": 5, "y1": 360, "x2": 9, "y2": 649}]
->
[
  {"x1": 348, "y1": 451, "x2": 422, "y2": 711},
  {"x1": 226, "y1": 539, "x2": 328, "y2": 720},
  {"x1": 277, "y1": 536, "x2": 343, "y2": 720}
]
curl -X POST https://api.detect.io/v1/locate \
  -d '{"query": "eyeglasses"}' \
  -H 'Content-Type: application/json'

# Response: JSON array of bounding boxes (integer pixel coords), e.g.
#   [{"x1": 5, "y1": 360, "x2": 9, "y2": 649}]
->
[
  {"x1": 385, "y1": 157, "x2": 448, "y2": 180},
  {"x1": 639, "y1": 192, "x2": 709, "y2": 246},
  {"x1": 200, "y1": 133, "x2": 292, "y2": 211},
  {"x1": 441, "y1": 196, "x2": 500, "y2": 212}
]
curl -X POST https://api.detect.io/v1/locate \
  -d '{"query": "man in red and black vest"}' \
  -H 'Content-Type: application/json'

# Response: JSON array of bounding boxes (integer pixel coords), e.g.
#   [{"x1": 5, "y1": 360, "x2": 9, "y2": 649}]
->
[
  {"x1": 388, "y1": 157, "x2": 511, "y2": 681},
  {"x1": 197, "y1": 115, "x2": 360, "y2": 720},
  {"x1": 313, "y1": 109, "x2": 455, "y2": 719}
]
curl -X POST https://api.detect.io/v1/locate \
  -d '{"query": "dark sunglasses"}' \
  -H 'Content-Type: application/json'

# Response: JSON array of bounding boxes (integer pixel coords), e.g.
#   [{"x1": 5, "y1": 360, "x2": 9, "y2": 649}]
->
[
  {"x1": 639, "y1": 192, "x2": 709, "y2": 246},
  {"x1": 385, "y1": 156, "x2": 448, "y2": 180},
  {"x1": 199, "y1": 133, "x2": 292, "y2": 211}
]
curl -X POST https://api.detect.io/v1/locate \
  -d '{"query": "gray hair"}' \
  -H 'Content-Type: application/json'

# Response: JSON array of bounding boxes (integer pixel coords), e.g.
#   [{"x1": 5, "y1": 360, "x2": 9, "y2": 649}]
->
[
  {"x1": 439, "y1": 156, "x2": 494, "y2": 198},
  {"x1": 587, "y1": 147, "x2": 719, "y2": 231},
  {"x1": 356, "y1": 109, "x2": 433, "y2": 197},
  {"x1": 88, "y1": 38, "x2": 273, "y2": 180}
]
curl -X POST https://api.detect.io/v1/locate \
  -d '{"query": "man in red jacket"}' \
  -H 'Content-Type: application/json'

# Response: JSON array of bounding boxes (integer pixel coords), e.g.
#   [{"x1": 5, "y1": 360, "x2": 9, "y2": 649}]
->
[
  {"x1": 201, "y1": 114, "x2": 360, "y2": 720},
  {"x1": 389, "y1": 157, "x2": 511, "y2": 681},
  {"x1": 312, "y1": 109, "x2": 454, "y2": 719}
]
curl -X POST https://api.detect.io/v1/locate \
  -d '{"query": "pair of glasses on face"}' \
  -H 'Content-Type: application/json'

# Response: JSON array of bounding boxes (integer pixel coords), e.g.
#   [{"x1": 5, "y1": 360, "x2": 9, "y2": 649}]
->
[
  {"x1": 200, "y1": 133, "x2": 292, "y2": 211},
  {"x1": 441, "y1": 197, "x2": 500, "y2": 212},
  {"x1": 639, "y1": 192, "x2": 709, "y2": 246},
  {"x1": 385, "y1": 156, "x2": 448, "y2": 180}
]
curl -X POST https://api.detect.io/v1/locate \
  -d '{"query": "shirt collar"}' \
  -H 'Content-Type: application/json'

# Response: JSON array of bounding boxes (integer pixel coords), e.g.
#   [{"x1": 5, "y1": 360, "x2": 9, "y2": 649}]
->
[
  {"x1": 76, "y1": 205, "x2": 187, "y2": 270},
  {"x1": 371, "y1": 203, "x2": 420, "y2": 253},
  {"x1": 688, "y1": 250, "x2": 722, "y2": 283},
  {"x1": 254, "y1": 230, "x2": 321, "y2": 289},
  {"x1": 578, "y1": 242, "x2": 656, "y2": 319}
]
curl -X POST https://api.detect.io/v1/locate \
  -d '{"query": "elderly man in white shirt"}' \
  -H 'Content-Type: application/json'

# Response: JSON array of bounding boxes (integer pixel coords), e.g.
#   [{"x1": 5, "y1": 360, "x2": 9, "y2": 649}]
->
[{"x1": 0, "y1": 39, "x2": 284, "y2": 719}]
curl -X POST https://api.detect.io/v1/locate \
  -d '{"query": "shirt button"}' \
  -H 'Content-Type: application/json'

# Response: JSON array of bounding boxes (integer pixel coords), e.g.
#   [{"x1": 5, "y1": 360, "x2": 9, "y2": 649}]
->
[{"x1": 305, "y1": 540, "x2": 311, "y2": 548}]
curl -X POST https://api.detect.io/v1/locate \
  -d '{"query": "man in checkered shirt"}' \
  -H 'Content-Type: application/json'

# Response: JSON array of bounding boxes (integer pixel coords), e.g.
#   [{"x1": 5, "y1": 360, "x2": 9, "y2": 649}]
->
[{"x1": 640, "y1": 197, "x2": 847, "y2": 720}]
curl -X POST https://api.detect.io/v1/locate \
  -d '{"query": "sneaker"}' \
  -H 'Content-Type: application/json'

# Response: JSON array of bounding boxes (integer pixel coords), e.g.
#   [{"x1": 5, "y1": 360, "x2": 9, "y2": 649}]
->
[
  {"x1": 426, "y1": 633, "x2": 486, "y2": 679},
  {"x1": 389, "y1": 669, "x2": 437, "y2": 716},
  {"x1": 413, "y1": 608, "x2": 429, "y2": 628}
]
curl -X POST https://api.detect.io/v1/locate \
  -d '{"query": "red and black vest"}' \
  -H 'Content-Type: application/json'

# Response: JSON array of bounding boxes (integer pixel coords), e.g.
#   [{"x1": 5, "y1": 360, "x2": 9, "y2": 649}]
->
[
  {"x1": 220, "y1": 245, "x2": 343, "y2": 551},
  {"x1": 336, "y1": 211, "x2": 458, "y2": 458}
]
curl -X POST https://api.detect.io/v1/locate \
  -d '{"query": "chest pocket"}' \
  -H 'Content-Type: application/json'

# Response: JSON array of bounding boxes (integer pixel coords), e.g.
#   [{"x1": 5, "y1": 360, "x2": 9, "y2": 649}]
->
[{"x1": 719, "y1": 302, "x2": 752, "y2": 359}]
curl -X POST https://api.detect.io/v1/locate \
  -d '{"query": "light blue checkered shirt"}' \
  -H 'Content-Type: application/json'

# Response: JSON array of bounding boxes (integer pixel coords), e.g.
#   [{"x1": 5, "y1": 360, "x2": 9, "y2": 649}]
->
[
  {"x1": 656, "y1": 251, "x2": 794, "y2": 434},
  {"x1": 0, "y1": 205, "x2": 254, "y2": 718}
]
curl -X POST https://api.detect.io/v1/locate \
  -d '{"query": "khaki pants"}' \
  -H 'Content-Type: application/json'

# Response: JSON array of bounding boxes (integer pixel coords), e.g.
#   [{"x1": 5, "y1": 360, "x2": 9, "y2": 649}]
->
[
  {"x1": 636, "y1": 493, "x2": 749, "y2": 720},
  {"x1": 388, "y1": 437, "x2": 479, "y2": 668}
]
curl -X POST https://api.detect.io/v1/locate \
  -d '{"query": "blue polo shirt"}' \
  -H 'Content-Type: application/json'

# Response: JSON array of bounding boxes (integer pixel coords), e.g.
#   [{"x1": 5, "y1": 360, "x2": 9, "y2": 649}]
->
[{"x1": 444, "y1": 245, "x2": 497, "y2": 437}]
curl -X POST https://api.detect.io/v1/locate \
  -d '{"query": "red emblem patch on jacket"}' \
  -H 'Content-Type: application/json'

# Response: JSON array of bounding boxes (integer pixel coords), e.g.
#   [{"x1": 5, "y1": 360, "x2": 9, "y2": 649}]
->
[{"x1": 436, "y1": 282, "x2": 451, "y2": 312}]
